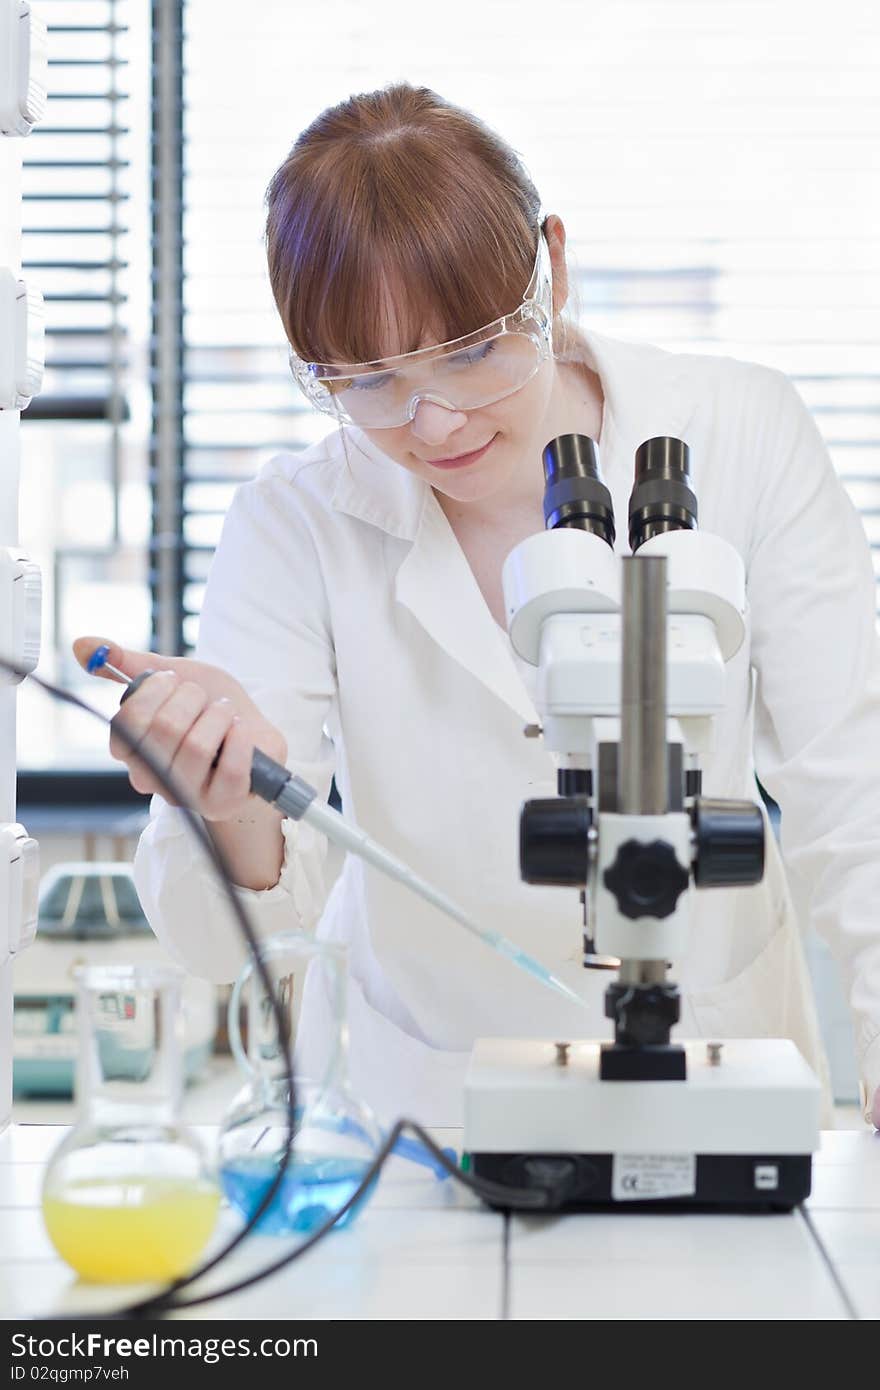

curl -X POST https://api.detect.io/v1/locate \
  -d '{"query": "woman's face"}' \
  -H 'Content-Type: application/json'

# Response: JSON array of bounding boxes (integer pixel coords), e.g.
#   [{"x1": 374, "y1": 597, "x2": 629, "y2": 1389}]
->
[
  {"x1": 359, "y1": 357, "x2": 559, "y2": 506},
  {"x1": 354, "y1": 216, "x2": 575, "y2": 508}
]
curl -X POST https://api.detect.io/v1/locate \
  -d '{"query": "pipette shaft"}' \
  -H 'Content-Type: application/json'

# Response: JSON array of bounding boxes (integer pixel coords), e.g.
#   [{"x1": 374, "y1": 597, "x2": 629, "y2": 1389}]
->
[{"x1": 90, "y1": 651, "x2": 586, "y2": 1012}]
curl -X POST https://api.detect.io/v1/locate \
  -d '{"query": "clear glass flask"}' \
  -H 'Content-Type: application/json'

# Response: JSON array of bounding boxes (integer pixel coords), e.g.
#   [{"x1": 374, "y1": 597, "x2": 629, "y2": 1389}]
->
[
  {"x1": 41, "y1": 964, "x2": 219, "y2": 1284},
  {"x1": 217, "y1": 931, "x2": 383, "y2": 1236}
]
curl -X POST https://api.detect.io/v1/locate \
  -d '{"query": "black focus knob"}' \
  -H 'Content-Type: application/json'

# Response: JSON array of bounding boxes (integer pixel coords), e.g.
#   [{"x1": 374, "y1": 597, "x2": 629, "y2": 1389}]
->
[
  {"x1": 602, "y1": 839, "x2": 690, "y2": 920},
  {"x1": 520, "y1": 797, "x2": 592, "y2": 887},
  {"x1": 692, "y1": 797, "x2": 765, "y2": 887}
]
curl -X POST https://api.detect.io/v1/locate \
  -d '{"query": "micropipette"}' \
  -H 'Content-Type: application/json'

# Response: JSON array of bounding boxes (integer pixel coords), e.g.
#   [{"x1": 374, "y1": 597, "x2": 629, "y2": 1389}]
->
[{"x1": 87, "y1": 645, "x2": 587, "y2": 1012}]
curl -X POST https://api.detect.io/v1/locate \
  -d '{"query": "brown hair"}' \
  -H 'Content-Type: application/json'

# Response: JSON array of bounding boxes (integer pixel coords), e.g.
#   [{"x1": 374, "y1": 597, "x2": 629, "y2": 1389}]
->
[{"x1": 265, "y1": 84, "x2": 543, "y2": 366}]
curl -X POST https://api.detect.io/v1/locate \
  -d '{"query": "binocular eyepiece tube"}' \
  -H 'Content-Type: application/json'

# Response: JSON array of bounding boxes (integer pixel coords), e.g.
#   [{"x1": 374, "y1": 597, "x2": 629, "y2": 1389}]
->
[
  {"x1": 628, "y1": 436, "x2": 698, "y2": 552},
  {"x1": 542, "y1": 434, "x2": 615, "y2": 546},
  {"x1": 541, "y1": 433, "x2": 697, "y2": 554}
]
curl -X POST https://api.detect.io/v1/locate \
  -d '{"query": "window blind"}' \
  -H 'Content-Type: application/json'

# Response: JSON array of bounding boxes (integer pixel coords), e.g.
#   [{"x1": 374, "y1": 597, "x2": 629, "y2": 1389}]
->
[{"x1": 19, "y1": 0, "x2": 151, "y2": 771}]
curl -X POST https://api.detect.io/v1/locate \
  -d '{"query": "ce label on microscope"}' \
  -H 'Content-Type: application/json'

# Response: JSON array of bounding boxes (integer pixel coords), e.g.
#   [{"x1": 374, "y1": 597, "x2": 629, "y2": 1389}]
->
[{"x1": 612, "y1": 1154, "x2": 697, "y2": 1201}]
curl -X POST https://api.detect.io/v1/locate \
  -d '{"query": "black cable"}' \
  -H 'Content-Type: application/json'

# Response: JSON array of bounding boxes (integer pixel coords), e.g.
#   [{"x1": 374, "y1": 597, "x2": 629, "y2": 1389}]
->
[
  {"x1": 6, "y1": 658, "x2": 298, "y2": 1309},
  {"x1": 6, "y1": 656, "x2": 553, "y2": 1317}
]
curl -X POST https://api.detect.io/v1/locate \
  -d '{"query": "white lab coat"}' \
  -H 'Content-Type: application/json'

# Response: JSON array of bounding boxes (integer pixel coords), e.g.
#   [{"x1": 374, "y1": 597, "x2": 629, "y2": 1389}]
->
[{"x1": 133, "y1": 329, "x2": 880, "y2": 1128}]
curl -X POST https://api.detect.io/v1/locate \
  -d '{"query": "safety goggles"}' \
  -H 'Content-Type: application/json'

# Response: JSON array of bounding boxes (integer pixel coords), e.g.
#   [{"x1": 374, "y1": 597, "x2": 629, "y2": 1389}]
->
[{"x1": 288, "y1": 230, "x2": 554, "y2": 429}]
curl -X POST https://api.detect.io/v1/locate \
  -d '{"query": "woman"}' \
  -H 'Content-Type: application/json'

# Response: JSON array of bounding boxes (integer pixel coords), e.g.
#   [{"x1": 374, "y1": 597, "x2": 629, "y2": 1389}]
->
[{"x1": 77, "y1": 85, "x2": 880, "y2": 1128}]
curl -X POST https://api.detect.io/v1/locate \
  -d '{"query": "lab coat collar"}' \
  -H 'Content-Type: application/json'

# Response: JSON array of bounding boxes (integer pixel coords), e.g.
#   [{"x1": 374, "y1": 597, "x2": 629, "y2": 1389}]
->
[
  {"x1": 575, "y1": 327, "x2": 695, "y2": 480},
  {"x1": 330, "y1": 427, "x2": 426, "y2": 541},
  {"x1": 330, "y1": 329, "x2": 693, "y2": 723}
]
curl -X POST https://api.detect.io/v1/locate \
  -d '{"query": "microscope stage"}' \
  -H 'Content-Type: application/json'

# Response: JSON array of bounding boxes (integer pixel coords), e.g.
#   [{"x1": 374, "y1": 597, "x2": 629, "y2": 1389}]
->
[{"x1": 463, "y1": 1038, "x2": 821, "y2": 1211}]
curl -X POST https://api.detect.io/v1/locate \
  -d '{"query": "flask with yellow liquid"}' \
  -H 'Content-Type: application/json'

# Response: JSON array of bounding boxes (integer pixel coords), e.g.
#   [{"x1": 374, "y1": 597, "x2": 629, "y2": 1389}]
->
[{"x1": 41, "y1": 964, "x2": 219, "y2": 1284}]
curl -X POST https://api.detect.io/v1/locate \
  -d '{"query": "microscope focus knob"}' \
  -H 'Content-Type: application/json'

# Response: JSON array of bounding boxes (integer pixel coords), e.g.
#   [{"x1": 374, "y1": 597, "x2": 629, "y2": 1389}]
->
[
  {"x1": 691, "y1": 798, "x2": 765, "y2": 887},
  {"x1": 520, "y1": 797, "x2": 592, "y2": 886},
  {"x1": 602, "y1": 839, "x2": 689, "y2": 920}
]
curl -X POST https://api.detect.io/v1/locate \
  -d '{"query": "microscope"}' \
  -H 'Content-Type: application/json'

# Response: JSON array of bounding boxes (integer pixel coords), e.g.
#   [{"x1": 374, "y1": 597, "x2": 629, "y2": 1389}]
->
[{"x1": 463, "y1": 436, "x2": 821, "y2": 1210}]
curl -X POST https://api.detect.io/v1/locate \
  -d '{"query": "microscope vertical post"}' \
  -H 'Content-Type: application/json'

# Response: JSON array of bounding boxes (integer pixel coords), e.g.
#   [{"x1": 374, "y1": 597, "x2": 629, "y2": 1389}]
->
[
  {"x1": 600, "y1": 550, "x2": 690, "y2": 1079},
  {"x1": 619, "y1": 555, "x2": 668, "y2": 817}
]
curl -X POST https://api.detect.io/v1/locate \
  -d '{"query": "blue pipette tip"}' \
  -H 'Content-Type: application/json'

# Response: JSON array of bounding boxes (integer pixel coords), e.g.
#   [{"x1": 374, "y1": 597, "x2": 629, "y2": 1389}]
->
[{"x1": 86, "y1": 644, "x2": 110, "y2": 674}]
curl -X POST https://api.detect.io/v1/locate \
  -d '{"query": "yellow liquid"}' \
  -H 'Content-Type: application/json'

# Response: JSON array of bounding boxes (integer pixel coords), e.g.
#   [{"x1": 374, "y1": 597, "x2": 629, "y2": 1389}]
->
[{"x1": 42, "y1": 1175, "x2": 220, "y2": 1284}]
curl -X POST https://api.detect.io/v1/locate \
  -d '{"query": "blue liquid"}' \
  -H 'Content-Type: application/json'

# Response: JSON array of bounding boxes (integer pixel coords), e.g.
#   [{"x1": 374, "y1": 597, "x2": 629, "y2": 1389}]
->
[{"x1": 219, "y1": 1152, "x2": 374, "y2": 1236}]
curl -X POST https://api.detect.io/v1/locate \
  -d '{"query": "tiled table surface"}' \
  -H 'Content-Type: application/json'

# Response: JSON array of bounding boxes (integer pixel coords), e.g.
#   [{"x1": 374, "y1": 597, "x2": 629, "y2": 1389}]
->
[{"x1": 1, "y1": 1125, "x2": 877, "y2": 1321}]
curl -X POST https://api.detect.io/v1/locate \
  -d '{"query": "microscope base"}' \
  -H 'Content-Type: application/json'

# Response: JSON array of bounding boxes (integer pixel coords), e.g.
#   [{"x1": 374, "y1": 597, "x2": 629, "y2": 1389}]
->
[{"x1": 463, "y1": 1037, "x2": 822, "y2": 1212}]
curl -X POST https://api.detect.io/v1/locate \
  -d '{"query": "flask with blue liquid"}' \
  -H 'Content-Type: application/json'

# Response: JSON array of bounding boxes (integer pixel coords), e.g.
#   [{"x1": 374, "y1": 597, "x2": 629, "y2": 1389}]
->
[{"x1": 217, "y1": 932, "x2": 384, "y2": 1236}]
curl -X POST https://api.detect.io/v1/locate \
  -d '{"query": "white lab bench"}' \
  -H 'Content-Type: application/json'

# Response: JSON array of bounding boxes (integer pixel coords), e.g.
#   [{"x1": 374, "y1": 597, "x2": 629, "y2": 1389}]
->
[{"x1": 1, "y1": 1125, "x2": 878, "y2": 1321}]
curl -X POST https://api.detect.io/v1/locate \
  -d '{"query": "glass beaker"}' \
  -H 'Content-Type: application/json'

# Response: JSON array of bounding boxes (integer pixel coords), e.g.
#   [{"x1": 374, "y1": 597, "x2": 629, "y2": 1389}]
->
[
  {"x1": 217, "y1": 931, "x2": 383, "y2": 1236},
  {"x1": 41, "y1": 964, "x2": 219, "y2": 1284}
]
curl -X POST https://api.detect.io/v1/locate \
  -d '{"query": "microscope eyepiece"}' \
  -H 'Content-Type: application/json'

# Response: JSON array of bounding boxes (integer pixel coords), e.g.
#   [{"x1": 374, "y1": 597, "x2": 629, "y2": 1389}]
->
[
  {"x1": 628, "y1": 437, "x2": 697, "y2": 552},
  {"x1": 542, "y1": 435, "x2": 615, "y2": 547}
]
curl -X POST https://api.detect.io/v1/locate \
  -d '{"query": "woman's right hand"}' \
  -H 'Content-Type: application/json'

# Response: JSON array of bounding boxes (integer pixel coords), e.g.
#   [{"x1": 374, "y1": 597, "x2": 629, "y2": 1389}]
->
[{"x1": 72, "y1": 636, "x2": 288, "y2": 822}]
